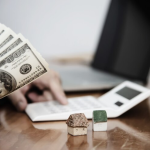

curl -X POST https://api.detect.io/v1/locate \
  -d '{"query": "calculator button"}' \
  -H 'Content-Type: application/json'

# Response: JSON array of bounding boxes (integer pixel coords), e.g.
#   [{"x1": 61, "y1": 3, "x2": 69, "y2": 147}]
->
[{"x1": 115, "y1": 101, "x2": 123, "y2": 106}]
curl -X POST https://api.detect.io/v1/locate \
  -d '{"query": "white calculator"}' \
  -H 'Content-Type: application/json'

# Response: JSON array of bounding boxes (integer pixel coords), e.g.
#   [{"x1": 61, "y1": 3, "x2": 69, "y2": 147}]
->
[{"x1": 25, "y1": 81, "x2": 150, "y2": 121}]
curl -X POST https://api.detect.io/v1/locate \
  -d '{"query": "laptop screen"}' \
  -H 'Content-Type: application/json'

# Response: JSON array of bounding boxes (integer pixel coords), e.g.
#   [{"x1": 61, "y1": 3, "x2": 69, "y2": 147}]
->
[{"x1": 92, "y1": 0, "x2": 150, "y2": 83}]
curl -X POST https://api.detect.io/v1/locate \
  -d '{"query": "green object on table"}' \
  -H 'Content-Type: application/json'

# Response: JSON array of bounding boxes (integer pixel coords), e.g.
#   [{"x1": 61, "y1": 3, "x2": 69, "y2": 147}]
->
[{"x1": 93, "y1": 110, "x2": 107, "y2": 123}]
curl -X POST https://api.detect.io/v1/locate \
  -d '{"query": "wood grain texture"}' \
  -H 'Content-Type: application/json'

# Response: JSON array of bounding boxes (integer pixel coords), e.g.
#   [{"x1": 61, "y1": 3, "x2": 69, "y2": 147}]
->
[{"x1": 0, "y1": 92, "x2": 150, "y2": 150}]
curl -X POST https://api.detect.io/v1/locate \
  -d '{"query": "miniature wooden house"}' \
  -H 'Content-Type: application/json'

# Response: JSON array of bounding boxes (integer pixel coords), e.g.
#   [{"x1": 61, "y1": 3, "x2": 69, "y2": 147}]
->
[
  {"x1": 66, "y1": 113, "x2": 89, "y2": 136},
  {"x1": 92, "y1": 110, "x2": 107, "y2": 131}
]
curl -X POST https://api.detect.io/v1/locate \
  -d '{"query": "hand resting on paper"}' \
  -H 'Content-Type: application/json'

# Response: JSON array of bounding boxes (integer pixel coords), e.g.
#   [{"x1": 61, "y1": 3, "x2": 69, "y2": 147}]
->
[{"x1": 8, "y1": 69, "x2": 68, "y2": 111}]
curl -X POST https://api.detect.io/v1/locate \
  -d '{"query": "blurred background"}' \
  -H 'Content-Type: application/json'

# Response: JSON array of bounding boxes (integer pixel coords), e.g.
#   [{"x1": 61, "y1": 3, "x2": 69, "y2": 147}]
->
[{"x1": 0, "y1": 0, "x2": 110, "y2": 59}]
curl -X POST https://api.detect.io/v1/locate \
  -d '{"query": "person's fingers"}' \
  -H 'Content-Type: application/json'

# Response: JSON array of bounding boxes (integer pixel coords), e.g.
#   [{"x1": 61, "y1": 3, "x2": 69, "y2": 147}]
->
[
  {"x1": 27, "y1": 92, "x2": 44, "y2": 102},
  {"x1": 31, "y1": 79, "x2": 45, "y2": 91},
  {"x1": 27, "y1": 91, "x2": 53, "y2": 102},
  {"x1": 31, "y1": 70, "x2": 61, "y2": 90},
  {"x1": 49, "y1": 79, "x2": 68, "y2": 105},
  {"x1": 52, "y1": 71, "x2": 62, "y2": 84},
  {"x1": 48, "y1": 70, "x2": 68, "y2": 105},
  {"x1": 20, "y1": 84, "x2": 31, "y2": 95},
  {"x1": 29, "y1": 70, "x2": 67, "y2": 104},
  {"x1": 43, "y1": 90, "x2": 53, "y2": 101},
  {"x1": 8, "y1": 90, "x2": 27, "y2": 111}
]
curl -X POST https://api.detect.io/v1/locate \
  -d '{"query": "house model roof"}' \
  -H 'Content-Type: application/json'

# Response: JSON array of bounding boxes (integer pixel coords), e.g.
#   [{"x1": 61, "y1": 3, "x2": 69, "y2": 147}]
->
[
  {"x1": 66, "y1": 113, "x2": 89, "y2": 127},
  {"x1": 93, "y1": 110, "x2": 107, "y2": 123}
]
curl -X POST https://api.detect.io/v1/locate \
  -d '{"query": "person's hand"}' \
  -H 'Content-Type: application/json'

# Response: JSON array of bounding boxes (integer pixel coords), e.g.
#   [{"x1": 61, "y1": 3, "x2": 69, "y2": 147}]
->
[{"x1": 8, "y1": 69, "x2": 67, "y2": 111}]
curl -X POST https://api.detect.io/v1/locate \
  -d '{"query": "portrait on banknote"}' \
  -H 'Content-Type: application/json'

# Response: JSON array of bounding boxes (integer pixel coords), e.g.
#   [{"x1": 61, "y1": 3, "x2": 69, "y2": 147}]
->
[{"x1": 0, "y1": 70, "x2": 16, "y2": 97}]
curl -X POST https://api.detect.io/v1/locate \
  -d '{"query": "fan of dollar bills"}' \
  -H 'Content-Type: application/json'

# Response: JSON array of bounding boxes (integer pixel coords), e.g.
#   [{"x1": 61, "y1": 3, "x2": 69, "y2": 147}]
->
[{"x1": 0, "y1": 23, "x2": 49, "y2": 99}]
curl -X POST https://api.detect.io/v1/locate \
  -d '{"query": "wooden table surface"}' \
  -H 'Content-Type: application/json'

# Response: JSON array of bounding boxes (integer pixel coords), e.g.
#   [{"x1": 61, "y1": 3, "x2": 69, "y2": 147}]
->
[{"x1": 0, "y1": 91, "x2": 150, "y2": 150}]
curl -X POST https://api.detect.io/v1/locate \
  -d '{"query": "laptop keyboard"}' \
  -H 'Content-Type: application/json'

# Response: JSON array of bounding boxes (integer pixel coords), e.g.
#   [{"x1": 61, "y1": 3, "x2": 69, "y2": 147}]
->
[{"x1": 59, "y1": 66, "x2": 125, "y2": 84}]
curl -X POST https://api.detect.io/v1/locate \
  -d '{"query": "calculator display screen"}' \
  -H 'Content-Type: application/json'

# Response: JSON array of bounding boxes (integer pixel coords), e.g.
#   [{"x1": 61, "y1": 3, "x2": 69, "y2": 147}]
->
[{"x1": 116, "y1": 86, "x2": 141, "y2": 100}]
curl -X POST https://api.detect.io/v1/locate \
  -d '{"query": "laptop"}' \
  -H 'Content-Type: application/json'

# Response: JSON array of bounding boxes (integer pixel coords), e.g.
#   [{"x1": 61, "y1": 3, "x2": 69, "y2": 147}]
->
[{"x1": 52, "y1": 0, "x2": 150, "y2": 91}]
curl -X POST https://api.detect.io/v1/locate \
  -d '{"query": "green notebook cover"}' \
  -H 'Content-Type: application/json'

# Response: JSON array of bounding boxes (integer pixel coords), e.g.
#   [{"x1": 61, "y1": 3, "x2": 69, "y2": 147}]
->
[{"x1": 93, "y1": 110, "x2": 107, "y2": 122}]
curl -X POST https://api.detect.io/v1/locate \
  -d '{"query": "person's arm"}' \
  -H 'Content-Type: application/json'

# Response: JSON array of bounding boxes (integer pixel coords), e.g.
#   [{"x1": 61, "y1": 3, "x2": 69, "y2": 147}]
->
[{"x1": 8, "y1": 69, "x2": 67, "y2": 111}]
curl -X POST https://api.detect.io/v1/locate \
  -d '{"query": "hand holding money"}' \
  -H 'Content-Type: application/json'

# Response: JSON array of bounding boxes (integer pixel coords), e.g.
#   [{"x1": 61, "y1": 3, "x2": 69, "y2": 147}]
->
[
  {"x1": 0, "y1": 23, "x2": 67, "y2": 110},
  {"x1": 8, "y1": 70, "x2": 67, "y2": 111}
]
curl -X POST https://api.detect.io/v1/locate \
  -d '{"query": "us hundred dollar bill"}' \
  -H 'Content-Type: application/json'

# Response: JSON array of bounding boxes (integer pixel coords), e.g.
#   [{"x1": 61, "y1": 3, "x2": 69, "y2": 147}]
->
[
  {"x1": 0, "y1": 34, "x2": 24, "y2": 58},
  {"x1": 0, "y1": 24, "x2": 6, "y2": 36},
  {"x1": 0, "y1": 27, "x2": 16, "y2": 49},
  {"x1": 0, "y1": 41, "x2": 49, "y2": 99}
]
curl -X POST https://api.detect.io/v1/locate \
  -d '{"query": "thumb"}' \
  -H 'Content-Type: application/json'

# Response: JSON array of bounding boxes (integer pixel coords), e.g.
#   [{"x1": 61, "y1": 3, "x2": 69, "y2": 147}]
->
[{"x1": 8, "y1": 90, "x2": 27, "y2": 111}]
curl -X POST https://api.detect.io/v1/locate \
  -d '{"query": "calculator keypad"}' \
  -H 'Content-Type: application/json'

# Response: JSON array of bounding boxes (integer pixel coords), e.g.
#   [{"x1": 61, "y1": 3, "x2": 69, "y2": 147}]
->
[{"x1": 35, "y1": 97, "x2": 102, "y2": 115}]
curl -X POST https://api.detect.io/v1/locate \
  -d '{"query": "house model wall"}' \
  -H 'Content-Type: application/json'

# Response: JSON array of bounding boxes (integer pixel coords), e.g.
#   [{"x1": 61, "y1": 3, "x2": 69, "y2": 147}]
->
[{"x1": 66, "y1": 113, "x2": 89, "y2": 136}]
